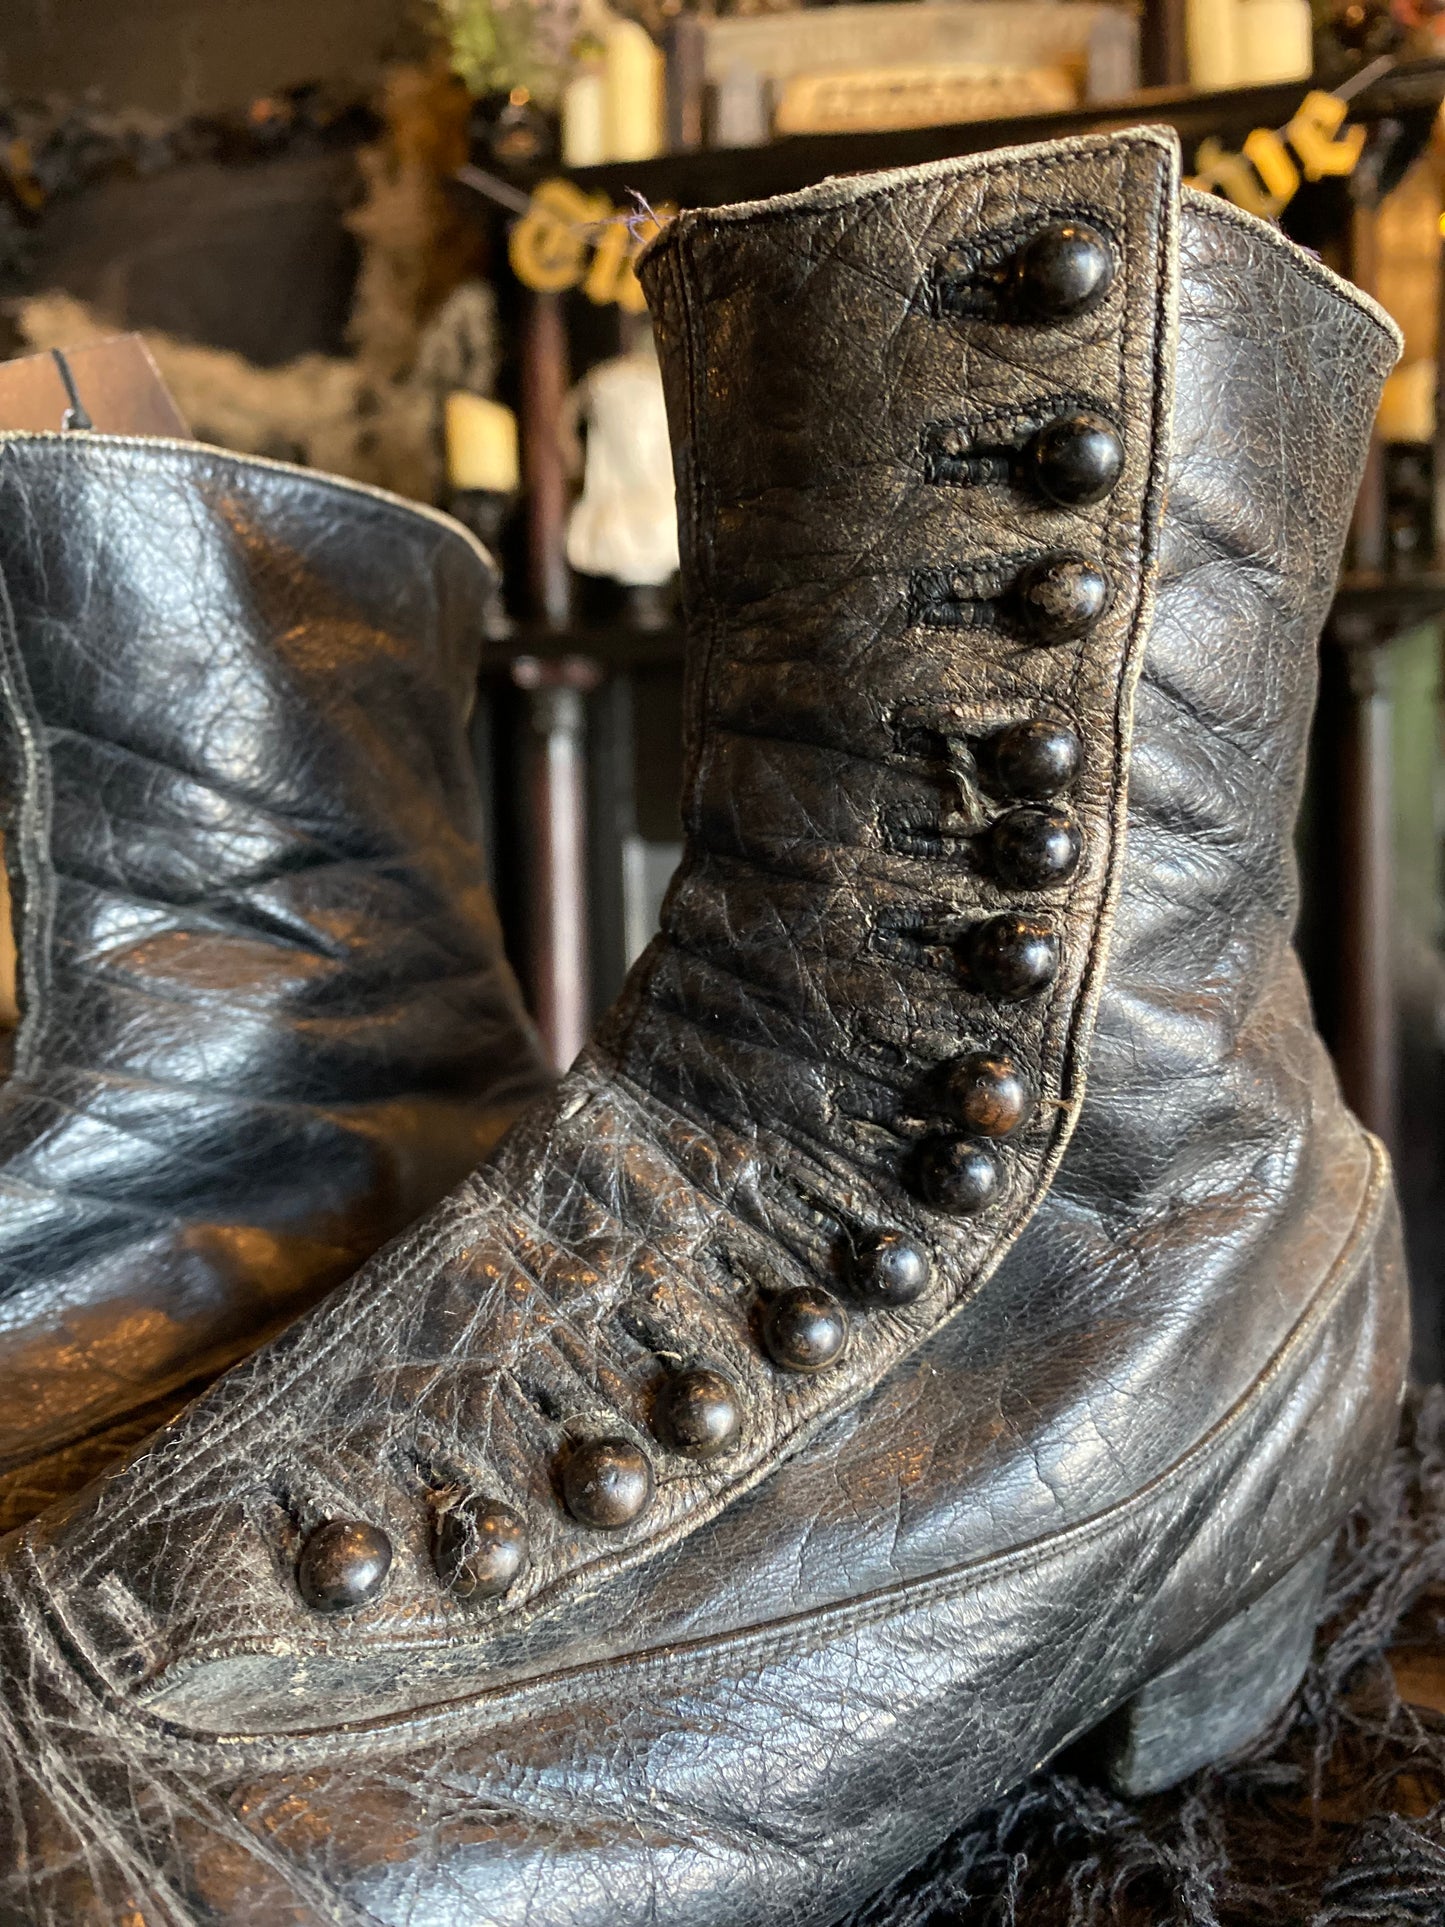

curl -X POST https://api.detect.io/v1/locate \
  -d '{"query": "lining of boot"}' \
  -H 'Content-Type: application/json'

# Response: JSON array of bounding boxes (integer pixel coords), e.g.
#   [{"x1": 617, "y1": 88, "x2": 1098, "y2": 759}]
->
[{"x1": 843, "y1": 1386, "x2": 1445, "y2": 1927}]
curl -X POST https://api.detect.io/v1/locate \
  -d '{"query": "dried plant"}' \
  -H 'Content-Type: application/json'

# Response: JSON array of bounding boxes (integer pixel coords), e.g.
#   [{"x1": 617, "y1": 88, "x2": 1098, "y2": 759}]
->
[{"x1": 436, "y1": 0, "x2": 579, "y2": 106}]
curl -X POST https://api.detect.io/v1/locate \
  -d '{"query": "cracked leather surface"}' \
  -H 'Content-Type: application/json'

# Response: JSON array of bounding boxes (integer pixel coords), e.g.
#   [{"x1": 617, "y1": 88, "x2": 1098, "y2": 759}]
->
[
  {"x1": 0, "y1": 131, "x2": 1412, "y2": 1925},
  {"x1": 9, "y1": 130, "x2": 1184, "y2": 1714},
  {"x1": 0, "y1": 441, "x2": 551, "y2": 1534}
]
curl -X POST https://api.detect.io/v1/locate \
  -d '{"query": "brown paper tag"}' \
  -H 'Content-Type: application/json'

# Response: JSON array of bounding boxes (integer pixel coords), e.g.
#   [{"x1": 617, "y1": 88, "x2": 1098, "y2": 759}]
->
[{"x1": 0, "y1": 336, "x2": 189, "y2": 437}]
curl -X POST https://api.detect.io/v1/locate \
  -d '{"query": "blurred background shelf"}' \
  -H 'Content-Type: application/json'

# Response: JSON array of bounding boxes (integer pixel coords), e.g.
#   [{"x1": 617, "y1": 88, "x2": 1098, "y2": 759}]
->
[{"x1": 574, "y1": 59, "x2": 1445, "y2": 208}]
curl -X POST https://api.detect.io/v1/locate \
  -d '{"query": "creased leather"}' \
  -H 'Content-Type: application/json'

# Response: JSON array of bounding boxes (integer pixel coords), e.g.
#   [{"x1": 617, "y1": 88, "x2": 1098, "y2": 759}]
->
[
  {"x1": 0, "y1": 132, "x2": 1412, "y2": 1926},
  {"x1": 0, "y1": 438, "x2": 551, "y2": 1532},
  {"x1": 7, "y1": 130, "x2": 1185, "y2": 1715}
]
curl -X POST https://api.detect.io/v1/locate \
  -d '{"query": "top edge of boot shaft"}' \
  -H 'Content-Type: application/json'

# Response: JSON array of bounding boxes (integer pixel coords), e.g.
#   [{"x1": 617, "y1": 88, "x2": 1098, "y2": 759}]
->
[
  {"x1": 0, "y1": 428, "x2": 499, "y2": 583},
  {"x1": 638, "y1": 123, "x2": 1401, "y2": 354},
  {"x1": 1179, "y1": 182, "x2": 1399, "y2": 350},
  {"x1": 637, "y1": 122, "x2": 1179, "y2": 232}
]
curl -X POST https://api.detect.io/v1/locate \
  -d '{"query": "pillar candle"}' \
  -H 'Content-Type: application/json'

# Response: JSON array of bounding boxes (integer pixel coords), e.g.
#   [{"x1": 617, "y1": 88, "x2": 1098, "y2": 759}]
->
[
  {"x1": 563, "y1": 69, "x2": 607, "y2": 169},
  {"x1": 1235, "y1": 0, "x2": 1313, "y2": 84},
  {"x1": 604, "y1": 18, "x2": 665, "y2": 163},
  {"x1": 445, "y1": 391, "x2": 520, "y2": 494},
  {"x1": 1187, "y1": 0, "x2": 1241, "y2": 90}
]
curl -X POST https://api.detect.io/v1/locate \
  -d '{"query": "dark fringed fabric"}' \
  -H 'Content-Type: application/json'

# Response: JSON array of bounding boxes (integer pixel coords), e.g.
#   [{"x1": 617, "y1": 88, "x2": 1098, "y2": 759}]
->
[{"x1": 852, "y1": 1389, "x2": 1445, "y2": 1927}]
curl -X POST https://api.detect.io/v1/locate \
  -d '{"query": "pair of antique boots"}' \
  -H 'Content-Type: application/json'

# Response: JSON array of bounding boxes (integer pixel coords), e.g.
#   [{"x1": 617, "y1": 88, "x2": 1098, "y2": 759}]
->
[{"x1": 0, "y1": 127, "x2": 1411, "y2": 1925}]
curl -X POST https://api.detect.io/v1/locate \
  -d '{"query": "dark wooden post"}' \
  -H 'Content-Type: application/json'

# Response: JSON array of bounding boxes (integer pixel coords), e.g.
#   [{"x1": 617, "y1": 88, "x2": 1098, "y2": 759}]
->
[
  {"x1": 1140, "y1": 0, "x2": 1189, "y2": 90},
  {"x1": 519, "y1": 291, "x2": 574, "y2": 631},
  {"x1": 511, "y1": 655, "x2": 602, "y2": 1070},
  {"x1": 1329, "y1": 619, "x2": 1398, "y2": 1147},
  {"x1": 1347, "y1": 205, "x2": 1389, "y2": 567},
  {"x1": 514, "y1": 288, "x2": 600, "y2": 1066}
]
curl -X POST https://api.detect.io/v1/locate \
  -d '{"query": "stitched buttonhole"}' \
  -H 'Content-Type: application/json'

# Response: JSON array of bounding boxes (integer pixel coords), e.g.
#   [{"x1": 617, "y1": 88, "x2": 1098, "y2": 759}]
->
[
  {"x1": 908, "y1": 564, "x2": 1011, "y2": 633},
  {"x1": 920, "y1": 425, "x2": 1014, "y2": 489},
  {"x1": 879, "y1": 813, "x2": 990, "y2": 866},
  {"x1": 926, "y1": 208, "x2": 1122, "y2": 322},
  {"x1": 890, "y1": 717, "x2": 969, "y2": 762},
  {"x1": 921, "y1": 394, "x2": 1113, "y2": 490},
  {"x1": 869, "y1": 915, "x2": 959, "y2": 970},
  {"x1": 506, "y1": 1366, "x2": 571, "y2": 1425},
  {"x1": 244, "y1": 1475, "x2": 310, "y2": 1573},
  {"x1": 613, "y1": 1297, "x2": 687, "y2": 1370},
  {"x1": 772, "y1": 1175, "x2": 848, "y2": 1244}
]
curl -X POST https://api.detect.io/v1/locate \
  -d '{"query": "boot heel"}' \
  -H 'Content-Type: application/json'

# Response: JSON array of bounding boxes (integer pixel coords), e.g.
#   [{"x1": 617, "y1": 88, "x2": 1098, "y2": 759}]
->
[{"x1": 1097, "y1": 1539, "x2": 1332, "y2": 1796}]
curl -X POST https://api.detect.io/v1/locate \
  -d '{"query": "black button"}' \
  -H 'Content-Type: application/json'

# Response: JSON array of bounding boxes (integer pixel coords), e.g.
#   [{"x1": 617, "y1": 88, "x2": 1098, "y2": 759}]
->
[
  {"x1": 964, "y1": 914, "x2": 1060, "y2": 1001},
  {"x1": 917, "y1": 1139, "x2": 1000, "y2": 1215},
  {"x1": 846, "y1": 1229, "x2": 934, "y2": 1307},
  {"x1": 1024, "y1": 412, "x2": 1124, "y2": 508},
  {"x1": 992, "y1": 720, "x2": 1082, "y2": 798},
  {"x1": 653, "y1": 1368, "x2": 743, "y2": 1460},
  {"x1": 1015, "y1": 220, "x2": 1114, "y2": 319},
  {"x1": 941, "y1": 1052, "x2": 1034, "y2": 1138},
  {"x1": 434, "y1": 1496, "x2": 529, "y2": 1601},
  {"x1": 990, "y1": 806, "x2": 1082, "y2": 888},
  {"x1": 762, "y1": 1287, "x2": 848, "y2": 1373},
  {"x1": 562, "y1": 1438, "x2": 654, "y2": 1530},
  {"x1": 297, "y1": 1519, "x2": 393, "y2": 1613},
  {"x1": 1014, "y1": 554, "x2": 1111, "y2": 641}
]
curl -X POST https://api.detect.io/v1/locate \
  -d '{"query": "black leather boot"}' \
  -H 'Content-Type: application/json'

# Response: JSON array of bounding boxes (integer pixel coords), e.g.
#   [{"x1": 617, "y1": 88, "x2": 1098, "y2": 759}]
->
[
  {"x1": 0, "y1": 433, "x2": 550, "y2": 1532},
  {"x1": 0, "y1": 129, "x2": 1409, "y2": 1926}
]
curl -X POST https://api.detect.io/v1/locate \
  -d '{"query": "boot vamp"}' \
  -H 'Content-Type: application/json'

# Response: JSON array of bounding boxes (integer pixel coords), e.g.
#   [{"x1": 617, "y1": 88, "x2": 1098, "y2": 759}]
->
[
  {"x1": 7, "y1": 958, "x2": 1370, "y2": 1739},
  {"x1": 0, "y1": 1162, "x2": 1402, "y2": 1927},
  {"x1": 563, "y1": 989, "x2": 1373, "y2": 1659}
]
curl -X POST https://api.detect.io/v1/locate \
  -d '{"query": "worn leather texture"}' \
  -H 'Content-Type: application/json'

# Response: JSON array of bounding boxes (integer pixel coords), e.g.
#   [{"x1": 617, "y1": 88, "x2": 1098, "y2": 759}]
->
[
  {"x1": 0, "y1": 131, "x2": 1412, "y2": 1925},
  {"x1": 0, "y1": 438, "x2": 551, "y2": 1533}
]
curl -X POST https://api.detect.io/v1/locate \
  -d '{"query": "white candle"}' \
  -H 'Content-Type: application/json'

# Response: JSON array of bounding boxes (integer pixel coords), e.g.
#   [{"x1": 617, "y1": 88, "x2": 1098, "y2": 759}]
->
[
  {"x1": 1187, "y1": 0, "x2": 1241, "y2": 91},
  {"x1": 1377, "y1": 362, "x2": 1435, "y2": 445},
  {"x1": 445, "y1": 391, "x2": 520, "y2": 494},
  {"x1": 1236, "y1": 0, "x2": 1313, "y2": 85},
  {"x1": 604, "y1": 18, "x2": 665, "y2": 163},
  {"x1": 563, "y1": 70, "x2": 607, "y2": 169}
]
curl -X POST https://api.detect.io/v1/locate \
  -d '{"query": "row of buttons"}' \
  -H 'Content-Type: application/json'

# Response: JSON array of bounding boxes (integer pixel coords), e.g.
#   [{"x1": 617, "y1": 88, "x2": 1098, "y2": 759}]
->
[
  {"x1": 908, "y1": 215, "x2": 1120, "y2": 1224},
  {"x1": 290, "y1": 215, "x2": 1122, "y2": 1618}
]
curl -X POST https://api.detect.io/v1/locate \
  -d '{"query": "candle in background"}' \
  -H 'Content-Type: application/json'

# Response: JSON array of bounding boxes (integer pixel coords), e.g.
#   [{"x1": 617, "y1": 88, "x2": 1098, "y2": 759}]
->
[
  {"x1": 445, "y1": 390, "x2": 521, "y2": 494},
  {"x1": 1187, "y1": 0, "x2": 1241, "y2": 90},
  {"x1": 1235, "y1": 0, "x2": 1314, "y2": 83},
  {"x1": 604, "y1": 17, "x2": 665, "y2": 163},
  {"x1": 562, "y1": 67, "x2": 607, "y2": 168},
  {"x1": 1377, "y1": 361, "x2": 1436, "y2": 444}
]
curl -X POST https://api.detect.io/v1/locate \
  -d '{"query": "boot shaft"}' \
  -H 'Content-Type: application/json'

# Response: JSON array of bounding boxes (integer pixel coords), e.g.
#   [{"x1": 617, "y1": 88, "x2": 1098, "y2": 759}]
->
[
  {"x1": 0, "y1": 436, "x2": 550, "y2": 1496},
  {"x1": 633, "y1": 135, "x2": 1397, "y2": 1201},
  {"x1": 0, "y1": 436, "x2": 525, "y2": 1107}
]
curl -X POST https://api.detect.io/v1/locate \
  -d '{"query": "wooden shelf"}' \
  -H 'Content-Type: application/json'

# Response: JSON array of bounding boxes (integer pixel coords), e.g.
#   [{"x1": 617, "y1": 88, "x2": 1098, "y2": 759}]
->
[
  {"x1": 572, "y1": 59, "x2": 1445, "y2": 211},
  {"x1": 1331, "y1": 570, "x2": 1445, "y2": 641}
]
